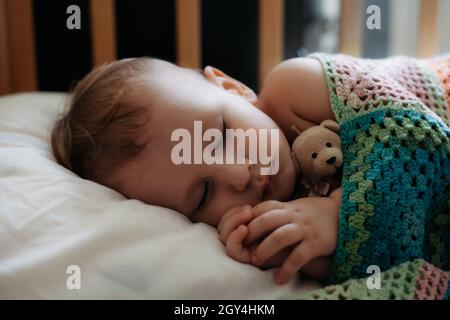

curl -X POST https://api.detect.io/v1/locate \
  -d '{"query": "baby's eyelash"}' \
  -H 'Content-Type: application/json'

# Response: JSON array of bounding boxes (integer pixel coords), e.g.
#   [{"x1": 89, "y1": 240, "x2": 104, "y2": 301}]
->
[
  {"x1": 197, "y1": 180, "x2": 211, "y2": 211},
  {"x1": 196, "y1": 119, "x2": 226, "y2": 212}
]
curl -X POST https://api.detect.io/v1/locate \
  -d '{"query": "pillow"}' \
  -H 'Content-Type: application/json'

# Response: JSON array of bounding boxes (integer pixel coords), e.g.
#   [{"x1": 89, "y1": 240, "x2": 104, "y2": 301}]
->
[{"x1": 0, "y1": 92, "x2": 320, "y2": 299}]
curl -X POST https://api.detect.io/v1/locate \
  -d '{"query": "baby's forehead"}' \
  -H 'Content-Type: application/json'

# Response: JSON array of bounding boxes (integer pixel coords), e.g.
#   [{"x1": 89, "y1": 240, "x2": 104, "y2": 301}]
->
[
  {"x1": 150, "y1": 92, "x2": 221, "y2": 125},
  {"x1": 138, "y1": 104, "x2": 217, "y2": 149}
]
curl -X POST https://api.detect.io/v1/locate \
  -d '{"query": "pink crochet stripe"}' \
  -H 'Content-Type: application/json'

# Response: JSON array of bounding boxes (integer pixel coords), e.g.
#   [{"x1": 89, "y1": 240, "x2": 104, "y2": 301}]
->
[
  {"x1": 414, "y1": 261, "x2": 449, "y2": 300},
  {"x1": 328, "y1": 54, "x2": 449, "y2": 126},
  {"x1": 428, "y1": 56, "x2": 450, "y2": 120},
  {"x1": 331, "y1": 56, "x2": 420, "y2": 111}
]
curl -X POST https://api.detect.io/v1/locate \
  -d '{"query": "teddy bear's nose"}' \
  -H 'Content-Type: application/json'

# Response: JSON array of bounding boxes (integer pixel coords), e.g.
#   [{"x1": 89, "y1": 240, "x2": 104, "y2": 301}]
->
[{"x1": 326, "y1": 156, "x2": 336, "y2": 164}]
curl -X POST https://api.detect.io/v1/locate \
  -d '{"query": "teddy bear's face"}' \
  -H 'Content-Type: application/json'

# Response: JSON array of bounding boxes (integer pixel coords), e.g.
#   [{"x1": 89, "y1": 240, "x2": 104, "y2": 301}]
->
[{"x1": 291, "y1": 125, "x2": 343, "y2": 182}]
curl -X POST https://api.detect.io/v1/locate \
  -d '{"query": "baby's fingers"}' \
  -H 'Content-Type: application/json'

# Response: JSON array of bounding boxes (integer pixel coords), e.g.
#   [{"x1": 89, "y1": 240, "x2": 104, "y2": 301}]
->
[
  {"x1": 245, "y1": 209, "x2": 292, "y2": 246},
  {"x1": 226, "y1": 225, "x2": 252, "y2": 264},
  {"x1": 218, "y1": 205, "x2": 247, "y2": 233},
  {"x1": 219, "y1": 206, "x2": 252, "y2": 243},
  {"x1": 275, "y1": 242, "x2": 313, "y2": 285},
  {"x1": 252, "y1": 224, "x2": 302, "y2": 266},
  {"x1": 251, "y1": 200, "x2": 284, "y2": 217}
]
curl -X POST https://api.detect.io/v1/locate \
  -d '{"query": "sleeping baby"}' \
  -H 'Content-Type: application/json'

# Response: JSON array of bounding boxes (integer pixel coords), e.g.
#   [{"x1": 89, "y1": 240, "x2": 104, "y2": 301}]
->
[
  {"x1": 51, "y1": 56, "x2": 342, "y2": 285},
  {"x1": 51, "y1": 53, "x2": 450, "y2": 286}
]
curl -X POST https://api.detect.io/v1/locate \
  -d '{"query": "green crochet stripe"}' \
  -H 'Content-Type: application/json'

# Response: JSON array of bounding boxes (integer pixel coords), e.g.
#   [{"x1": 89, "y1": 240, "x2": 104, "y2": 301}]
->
[
  {"x1": 296, "y1": 260, "x2": 422, "y2": 300},
  {"x1": 283, "y1": 259, "x2": 450, "y2": 300}
]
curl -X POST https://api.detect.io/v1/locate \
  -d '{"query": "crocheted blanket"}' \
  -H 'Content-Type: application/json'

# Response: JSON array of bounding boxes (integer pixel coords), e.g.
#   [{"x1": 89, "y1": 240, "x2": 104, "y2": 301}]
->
[{"x1": 285, "y1": 53, "x2": 450, "y2": 300}]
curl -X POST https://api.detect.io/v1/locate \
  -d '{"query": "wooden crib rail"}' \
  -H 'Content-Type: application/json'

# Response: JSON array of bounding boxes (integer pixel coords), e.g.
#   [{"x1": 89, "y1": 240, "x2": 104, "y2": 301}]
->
[
  {"x1": 417, "y1": 0, "x2": 439, "y2": 58},
  {"x1": 89, "y1": 0, "x2": 117, "y2": 66},
  {"x1": 0, "y1": 0, "x2": 10, "y2": 94},
  {"x1": 259, "y1": 0, "x2": 284, "y2": 88},
  {"x1": 175, "y1": 0, "x2": 201, "y2": 69},
  {"x1": 0, "y1": 0, "x2": 37, "y2": 94},
  {"x1": 0, "y1": 0, "x2": 444, "y2": 95},
  {"x1": 339, "y1": 0, "x2": 363, "y2": 56}
]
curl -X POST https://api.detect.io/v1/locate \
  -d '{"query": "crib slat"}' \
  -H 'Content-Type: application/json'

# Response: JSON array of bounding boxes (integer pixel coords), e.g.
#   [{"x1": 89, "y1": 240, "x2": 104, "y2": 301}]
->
[
  {"x1": 4, "y1": 0, "x2": 37, "y2": 92},
  {"x1": 259, "y1": 0, "x2": 284, "y2": 88},
  {"x1": 176, "y1": 0, "x2": 201, "y2": 69},
  {"x1": 417, "y1": 0, "x2": 439, "y2": 58},
  {"x1": 339, "y1": 0, "x2": 363, "y2": 56},
  {"x1": 439, "y1": 0, "x2": 450, "y2": 52},
  {"x1": 388, "y1": 0, "x2": 420, "y2": 57},
  {"x1": 0, "y1": 0, "x2": 11, "y2": 95},
  {"x1": 90, "y1": 0, "x2": 117, "y2": 66}
]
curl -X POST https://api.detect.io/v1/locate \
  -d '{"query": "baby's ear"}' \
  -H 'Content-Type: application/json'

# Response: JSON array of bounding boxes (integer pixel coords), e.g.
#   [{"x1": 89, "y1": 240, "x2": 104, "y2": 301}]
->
[
  {"x1": 204, "y1": 66, "x2": 257, "y2": 104},
  {"x1": 320, "y1": 120, "x2": 340, "y2": 133}
]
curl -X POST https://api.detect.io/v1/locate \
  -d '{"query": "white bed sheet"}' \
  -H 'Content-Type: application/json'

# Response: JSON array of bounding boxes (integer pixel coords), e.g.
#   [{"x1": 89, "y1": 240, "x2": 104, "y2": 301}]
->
[{"x1": 0, "y1": 92, "x2": 320, "y2": 299}]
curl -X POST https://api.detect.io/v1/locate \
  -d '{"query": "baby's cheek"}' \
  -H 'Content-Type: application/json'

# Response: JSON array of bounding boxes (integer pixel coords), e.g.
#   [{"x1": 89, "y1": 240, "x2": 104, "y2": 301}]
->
[
  {"x1": 191, "y1": 210, "x2": 216, "y2": 227},
  {"x1": 213, "y1": 209, "x2": 230, "y2": 228}
]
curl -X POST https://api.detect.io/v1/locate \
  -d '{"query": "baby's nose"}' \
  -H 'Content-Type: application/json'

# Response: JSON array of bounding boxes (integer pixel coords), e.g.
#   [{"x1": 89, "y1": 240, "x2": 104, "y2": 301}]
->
[
  {"x1": 326, "y1": 156, "x2": 336, "y2": 164},
  {"x1": 229, "y1": 163, "x2": 253, "y2": 192}
]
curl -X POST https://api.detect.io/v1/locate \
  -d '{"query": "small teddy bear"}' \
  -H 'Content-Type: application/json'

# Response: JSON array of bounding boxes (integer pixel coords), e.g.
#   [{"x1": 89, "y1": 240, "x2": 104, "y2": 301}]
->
[{"x1": 291, "y1": 119, "x2": 343, "y2": 198}]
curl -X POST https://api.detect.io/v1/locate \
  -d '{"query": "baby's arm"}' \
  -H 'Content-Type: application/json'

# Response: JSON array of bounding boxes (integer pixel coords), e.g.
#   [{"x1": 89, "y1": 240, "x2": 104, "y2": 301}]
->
[
  {"x1": 329, "y1": 186, "x2": 343, "y2": 208},
  {"x1": 298, "y1": 187, "x2": 342, "y2": 281},
  {"x1": 258, "y1": 57, "x2": 333, "y2": 144}
]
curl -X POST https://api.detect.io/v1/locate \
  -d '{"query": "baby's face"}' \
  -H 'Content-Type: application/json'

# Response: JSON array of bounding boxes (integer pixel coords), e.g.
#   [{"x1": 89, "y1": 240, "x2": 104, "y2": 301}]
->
[{"x1": 110, "y1": 66, "x2": 296, "y2": 227}]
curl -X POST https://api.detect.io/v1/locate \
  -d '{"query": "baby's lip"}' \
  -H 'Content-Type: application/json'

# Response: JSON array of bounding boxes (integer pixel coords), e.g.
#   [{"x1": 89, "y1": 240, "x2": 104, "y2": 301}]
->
[{"x1": 260, "y1": 175, "x2": 274, "y2": 200}]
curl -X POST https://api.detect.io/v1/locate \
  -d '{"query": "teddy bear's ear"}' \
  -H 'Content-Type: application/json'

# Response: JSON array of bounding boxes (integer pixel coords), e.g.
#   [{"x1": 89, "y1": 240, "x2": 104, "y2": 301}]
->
[
  {"x1": 320, "y1": 120, "x2": 340, "y2": 133},
  {"x1": 291, "y1": 152, "x2": 301, "y2": 175},
  {"x1": 291, "y1": 125, "x2": 302, "y2": 136}
]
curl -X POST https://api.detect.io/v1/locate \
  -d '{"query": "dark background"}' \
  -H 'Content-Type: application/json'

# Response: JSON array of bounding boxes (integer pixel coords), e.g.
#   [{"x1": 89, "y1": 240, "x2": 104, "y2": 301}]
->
[{"x1": 33, "y1": 0, "x2": 388, "y2": 93}]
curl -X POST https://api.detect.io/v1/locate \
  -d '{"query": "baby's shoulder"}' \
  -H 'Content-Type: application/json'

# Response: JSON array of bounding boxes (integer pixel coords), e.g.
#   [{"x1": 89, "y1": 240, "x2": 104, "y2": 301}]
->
[
  {"x1": 259, "y1": 58, "x2": 335, "y2": 143},
  {"x1": 260, "y1": 57, "x2": 326, "y2": 101}
]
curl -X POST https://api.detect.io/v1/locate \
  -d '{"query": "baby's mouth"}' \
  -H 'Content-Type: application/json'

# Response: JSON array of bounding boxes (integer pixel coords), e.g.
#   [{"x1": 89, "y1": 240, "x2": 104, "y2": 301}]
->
[
  {"x1": 260, "y1": 174, "x2": 274, "y2": 200},
  {"x1": 250, "y1": 164, "x2": 276, "y2": 201}
]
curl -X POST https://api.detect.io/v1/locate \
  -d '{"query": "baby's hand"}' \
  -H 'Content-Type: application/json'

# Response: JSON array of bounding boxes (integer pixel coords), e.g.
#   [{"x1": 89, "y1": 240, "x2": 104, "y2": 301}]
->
[
  {"x1": 244, "y1": 196, "x2": 340, "y2": 284},
  {"x1": 217, "y1": 205, "x2": 254, "y2": 264}
]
